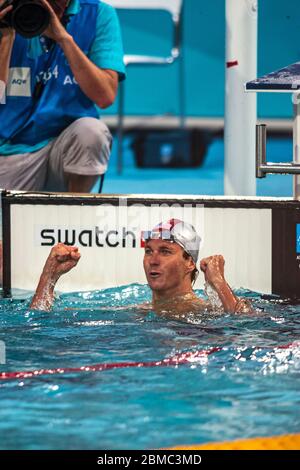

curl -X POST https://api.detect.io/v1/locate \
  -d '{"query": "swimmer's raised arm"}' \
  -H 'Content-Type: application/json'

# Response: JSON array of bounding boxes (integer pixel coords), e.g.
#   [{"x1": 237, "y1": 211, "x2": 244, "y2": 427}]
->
[
  {"x1": 200, "y1": 255, "x2": 252, "y2": 314},
  {"x1": 30, "y1": 243, "x2": 81, "y2": 311}
]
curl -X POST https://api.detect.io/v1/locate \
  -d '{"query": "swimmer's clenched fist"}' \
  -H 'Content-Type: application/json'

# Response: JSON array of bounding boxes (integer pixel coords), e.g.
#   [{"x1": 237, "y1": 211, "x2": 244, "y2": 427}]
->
[
  {"x1": 43, "y1": 243, "x2": 81, "y2": 282},
  {"x1": 30, "y1": 243, "x2": 80, "y2": 311}
]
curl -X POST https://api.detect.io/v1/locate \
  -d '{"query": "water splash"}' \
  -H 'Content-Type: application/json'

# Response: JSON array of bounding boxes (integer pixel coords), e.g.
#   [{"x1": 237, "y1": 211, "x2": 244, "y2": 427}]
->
[{"x1": 204, "y1": 282, "x2": 223, "y2": 310}]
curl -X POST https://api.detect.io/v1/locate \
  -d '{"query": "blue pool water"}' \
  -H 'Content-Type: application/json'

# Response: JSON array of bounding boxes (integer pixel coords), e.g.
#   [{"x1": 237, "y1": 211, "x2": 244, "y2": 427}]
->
[
  {"x1": 101, "y1": 136, "x2": 294, "y2": 197},
  {"x1": 0, "y1": 284, "x2": 300, "y2": 450}
]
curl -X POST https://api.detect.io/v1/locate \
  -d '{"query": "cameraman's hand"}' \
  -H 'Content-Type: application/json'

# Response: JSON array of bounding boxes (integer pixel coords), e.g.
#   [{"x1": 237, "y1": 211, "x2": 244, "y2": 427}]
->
[
  {"x1": 40, "y1": 0, "x2": 70, "y2": 44},
  {"x1": 0, "y1": 1, "x2": 15, "y2": 41}
]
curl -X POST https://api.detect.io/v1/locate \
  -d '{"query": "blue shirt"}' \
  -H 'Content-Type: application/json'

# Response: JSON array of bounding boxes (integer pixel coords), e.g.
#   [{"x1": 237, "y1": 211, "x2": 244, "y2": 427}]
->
[{"x1": 0, "y1": 0, "x2": 125, "y2": 156}]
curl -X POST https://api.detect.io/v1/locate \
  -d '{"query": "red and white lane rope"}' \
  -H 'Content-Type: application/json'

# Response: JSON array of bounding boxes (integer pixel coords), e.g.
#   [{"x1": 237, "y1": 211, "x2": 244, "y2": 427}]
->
[{"x1": 1, "y1": 342, "x2": 299, "y2": 381}]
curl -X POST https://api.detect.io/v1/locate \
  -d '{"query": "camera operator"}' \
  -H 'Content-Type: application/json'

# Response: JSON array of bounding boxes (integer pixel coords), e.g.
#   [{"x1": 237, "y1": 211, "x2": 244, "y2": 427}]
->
[{"x1": 0, "y1": 0, "x2": 125, "y2": 192}]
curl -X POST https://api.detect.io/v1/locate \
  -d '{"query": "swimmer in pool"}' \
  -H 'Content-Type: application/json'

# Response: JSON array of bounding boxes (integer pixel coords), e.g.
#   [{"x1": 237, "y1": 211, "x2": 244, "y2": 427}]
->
[{"x1": 30, "y1": 219, "x2": 252, "y2": 316}]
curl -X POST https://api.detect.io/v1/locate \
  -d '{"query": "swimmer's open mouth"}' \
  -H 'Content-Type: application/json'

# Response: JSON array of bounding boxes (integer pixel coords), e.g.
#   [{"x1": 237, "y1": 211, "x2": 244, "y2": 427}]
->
[{"x1": 149, "y1": 271, "x2": 161, "y2": 278}]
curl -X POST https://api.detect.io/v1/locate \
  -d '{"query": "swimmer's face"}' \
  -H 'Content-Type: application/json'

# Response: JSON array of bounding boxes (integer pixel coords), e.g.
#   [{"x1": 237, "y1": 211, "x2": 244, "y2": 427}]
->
[{"x1": 143, "y1": 239, "x2": 195, "y2": 297}]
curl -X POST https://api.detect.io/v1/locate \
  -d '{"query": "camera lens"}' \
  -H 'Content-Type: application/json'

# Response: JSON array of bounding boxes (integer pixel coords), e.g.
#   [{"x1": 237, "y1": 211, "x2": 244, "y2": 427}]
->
[{"x1": 12, "y1": 2, "x2": 50, "y2": 38}]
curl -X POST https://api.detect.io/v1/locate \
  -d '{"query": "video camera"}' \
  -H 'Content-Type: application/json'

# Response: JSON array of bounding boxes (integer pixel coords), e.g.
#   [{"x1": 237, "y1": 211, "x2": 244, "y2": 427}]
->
[{"x1": 0, "y1": 0, "x2": 50, "y2": 38}]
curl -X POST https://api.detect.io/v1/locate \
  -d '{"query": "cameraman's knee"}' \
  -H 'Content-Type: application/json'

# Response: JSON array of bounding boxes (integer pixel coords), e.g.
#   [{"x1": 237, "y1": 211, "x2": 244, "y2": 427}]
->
[{"x1": 72, "y1": 118, "x2": 111, "y2": 153}]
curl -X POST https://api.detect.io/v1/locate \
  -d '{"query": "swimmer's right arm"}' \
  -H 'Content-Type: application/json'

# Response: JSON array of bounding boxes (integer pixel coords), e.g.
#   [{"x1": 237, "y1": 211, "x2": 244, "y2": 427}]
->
[
  {"x1": 30, "y1": 243, "x2": 81, "y2": 311},
  {"x1": 0, "y1": 1, "x2": 15, "y2": 100}
]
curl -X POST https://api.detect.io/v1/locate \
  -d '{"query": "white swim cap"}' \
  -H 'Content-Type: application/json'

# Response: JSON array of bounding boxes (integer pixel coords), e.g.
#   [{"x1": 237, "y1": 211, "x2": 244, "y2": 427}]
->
[{"x1": 141, "y1": 218, "x2": 201, "y2": 263}]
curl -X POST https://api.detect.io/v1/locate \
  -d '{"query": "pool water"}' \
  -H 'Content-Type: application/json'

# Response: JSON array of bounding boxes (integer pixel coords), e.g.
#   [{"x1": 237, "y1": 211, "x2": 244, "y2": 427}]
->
[{"x1": 0, "y1": 284, "x2": 300, "y2": 450}]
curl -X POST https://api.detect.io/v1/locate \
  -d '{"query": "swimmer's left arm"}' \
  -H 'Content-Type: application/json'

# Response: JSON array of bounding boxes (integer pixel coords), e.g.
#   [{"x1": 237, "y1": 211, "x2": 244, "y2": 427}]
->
[
  {"x1": 200, "y1": 255, "x2": 253, "y2": 314},
  {"x1": 209, "y1": 278, "x2": 253, "y2": 313}
]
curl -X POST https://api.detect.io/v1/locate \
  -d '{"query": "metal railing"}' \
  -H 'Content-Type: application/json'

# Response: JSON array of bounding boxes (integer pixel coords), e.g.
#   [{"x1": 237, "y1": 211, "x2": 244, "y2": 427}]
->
[{"x1": 256, "y1": 124, "x2": 300, "y2": 177}]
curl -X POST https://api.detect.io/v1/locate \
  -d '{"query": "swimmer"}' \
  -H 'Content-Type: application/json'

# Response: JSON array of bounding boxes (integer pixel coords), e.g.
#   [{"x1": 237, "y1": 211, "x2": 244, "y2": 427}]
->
[{"x1": 30, "y1": 219, "x2": 252, "y2": 316}]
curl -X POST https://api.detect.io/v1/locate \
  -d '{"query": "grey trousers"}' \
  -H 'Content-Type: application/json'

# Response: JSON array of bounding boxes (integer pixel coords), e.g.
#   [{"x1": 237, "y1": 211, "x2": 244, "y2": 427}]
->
[{"x1": 0, "y1": 117, "x2": 112, "y2": 191}]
